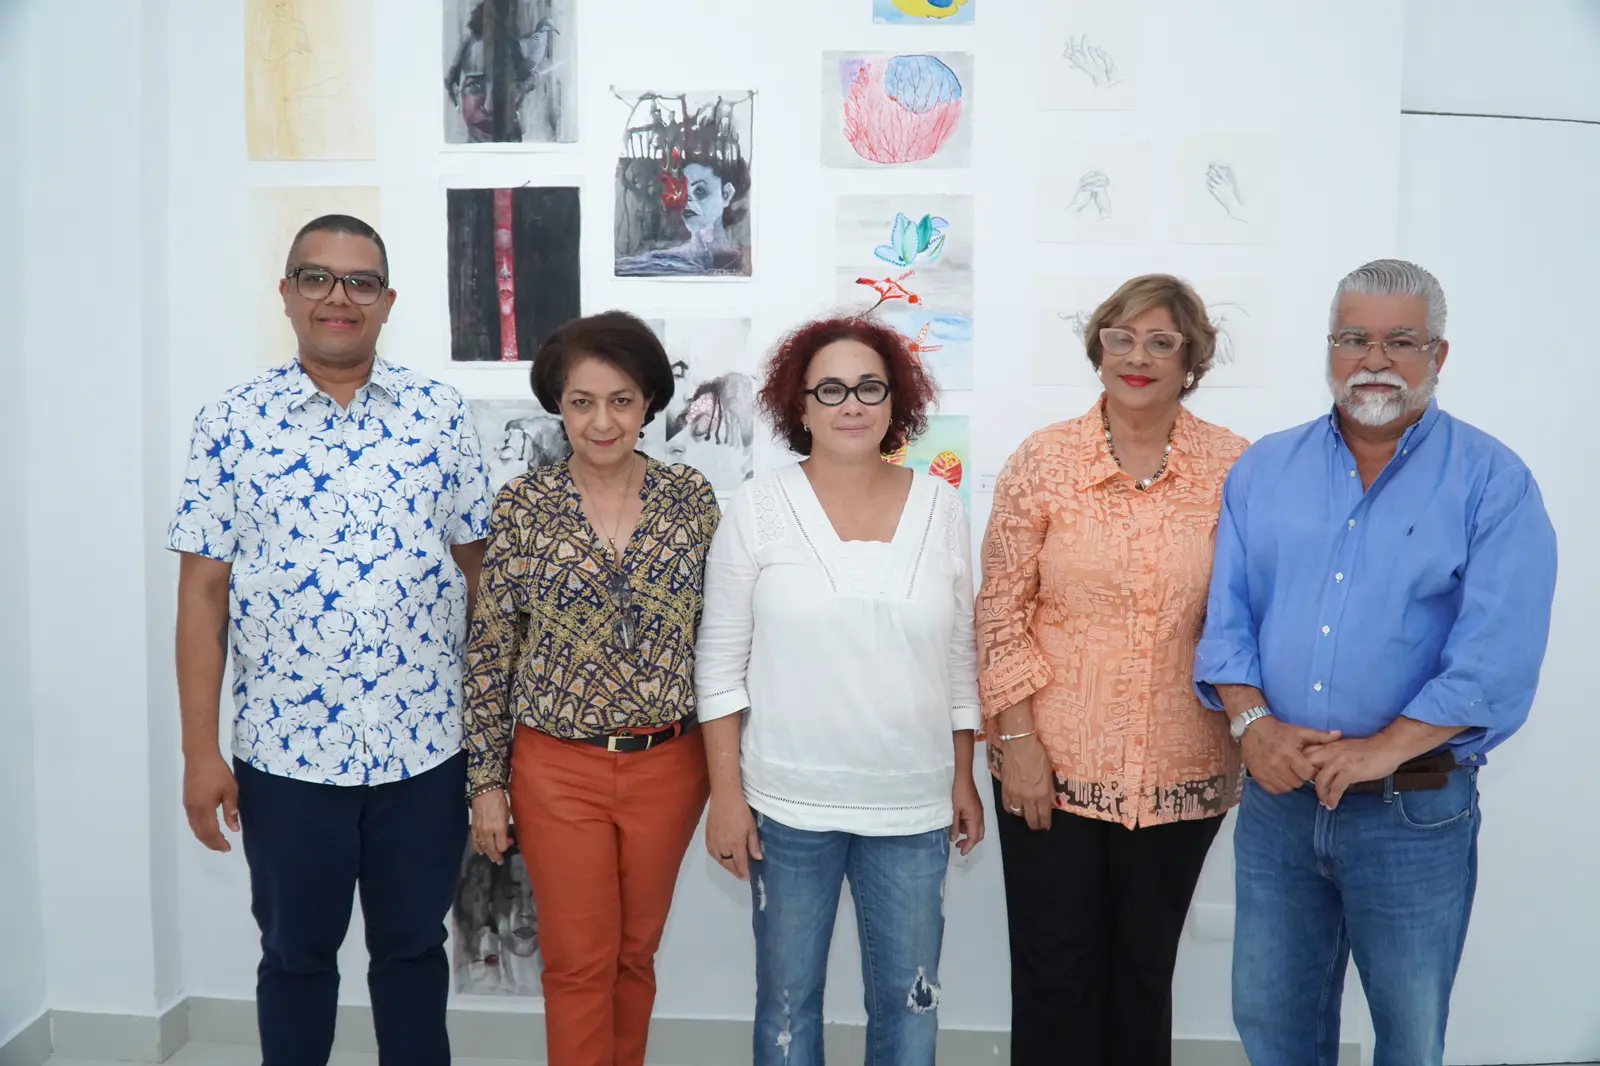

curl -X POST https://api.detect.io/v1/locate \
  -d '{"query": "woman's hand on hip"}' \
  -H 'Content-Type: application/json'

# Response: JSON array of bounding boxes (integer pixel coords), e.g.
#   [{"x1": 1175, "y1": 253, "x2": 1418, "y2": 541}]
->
[
  {"x1": 470, "y1": 789, "x2": 511, "y2": 864},
  {"x1": 950, "y1": 775, "x2": 986, "y2": 856},
  {"x1": 705, "y1": 791, "x2": 763, "y2": 882},
  {"x1": 1000, "y1": 735, "x2": 1055, "y2": 831}
]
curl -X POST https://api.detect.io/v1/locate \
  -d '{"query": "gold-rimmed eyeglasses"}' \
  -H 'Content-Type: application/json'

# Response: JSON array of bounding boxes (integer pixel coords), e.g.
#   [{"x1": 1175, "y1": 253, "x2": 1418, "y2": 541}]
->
[{"x1": 1327, "y1": 334, "x2": 1440, "y2": 362}]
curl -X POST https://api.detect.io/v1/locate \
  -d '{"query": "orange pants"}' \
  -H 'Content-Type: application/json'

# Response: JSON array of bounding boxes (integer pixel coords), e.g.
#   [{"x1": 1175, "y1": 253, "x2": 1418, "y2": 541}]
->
[{"x1": 509, "y1": 724, "x2": 709, "y2": 1066}]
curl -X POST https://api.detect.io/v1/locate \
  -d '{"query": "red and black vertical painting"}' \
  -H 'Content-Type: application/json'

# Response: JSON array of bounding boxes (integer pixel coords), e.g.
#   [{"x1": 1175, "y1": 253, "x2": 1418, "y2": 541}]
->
[{"x1": 447, "y1": 186, "x2": 581, "y2": 362}]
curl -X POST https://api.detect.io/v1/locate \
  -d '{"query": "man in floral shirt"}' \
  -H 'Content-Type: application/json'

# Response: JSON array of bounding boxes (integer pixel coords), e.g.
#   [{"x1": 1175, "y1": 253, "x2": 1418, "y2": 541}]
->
[{"x1": 169, "y1": 215, "x2": 492, "y2": 1066}]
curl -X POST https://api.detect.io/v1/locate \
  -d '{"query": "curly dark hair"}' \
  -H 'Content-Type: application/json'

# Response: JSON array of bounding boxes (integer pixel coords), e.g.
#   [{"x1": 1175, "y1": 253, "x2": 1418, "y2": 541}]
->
[
  {"x1": 758, "y1": 315, "x2": 938, "y2": 456},
  {"x1": 530, "y1": 311, "x2": 675, "y2": 425}
]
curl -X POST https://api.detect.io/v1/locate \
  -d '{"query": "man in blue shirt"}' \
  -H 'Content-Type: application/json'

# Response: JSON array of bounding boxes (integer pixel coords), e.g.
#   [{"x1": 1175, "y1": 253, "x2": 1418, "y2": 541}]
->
[
  {"x1": 170, "y1": 215, "x2": 493, "y2": 1066},
  {"x1": 1194, "y1": 259, "x2": 1557, "y2": 1066}
]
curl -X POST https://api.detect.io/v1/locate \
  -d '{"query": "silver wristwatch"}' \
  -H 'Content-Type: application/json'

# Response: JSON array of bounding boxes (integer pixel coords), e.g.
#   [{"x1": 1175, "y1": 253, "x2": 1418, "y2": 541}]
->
[{"x1": 1229, "y1": 705, "x2": 1272, "y2": 742}]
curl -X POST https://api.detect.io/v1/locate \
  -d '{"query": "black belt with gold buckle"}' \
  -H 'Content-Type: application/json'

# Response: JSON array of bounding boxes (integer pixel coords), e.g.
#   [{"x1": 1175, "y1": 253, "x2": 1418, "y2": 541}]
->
[
  {"x1": 572, "y1": 717, "x2": 697, "y2": 754},
  {"x1": 1346, "y1": 751, "x2": 1460, "y2": 795}
]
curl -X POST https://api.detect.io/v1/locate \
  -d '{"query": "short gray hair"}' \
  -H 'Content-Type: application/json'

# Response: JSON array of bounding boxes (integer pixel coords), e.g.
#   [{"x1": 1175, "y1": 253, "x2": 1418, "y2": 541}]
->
[{"x1": 1328, "y1": 259, "x2": 1447, "y2": 339}]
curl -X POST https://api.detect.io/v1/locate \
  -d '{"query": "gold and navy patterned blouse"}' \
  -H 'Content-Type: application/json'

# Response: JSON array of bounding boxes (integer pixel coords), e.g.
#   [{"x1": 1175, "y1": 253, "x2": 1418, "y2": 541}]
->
[{"x1": 462, "y1": 456, "x2": 721, "y2": 796}]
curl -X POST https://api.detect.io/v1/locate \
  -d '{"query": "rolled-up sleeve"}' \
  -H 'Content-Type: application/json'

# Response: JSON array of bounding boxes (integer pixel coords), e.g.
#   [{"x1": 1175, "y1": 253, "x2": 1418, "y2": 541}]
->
[
  {"x1": 945, "y1": 489, "x2": 981, "y2": 731},
  {"x1": 976, "y1": 436, "x2": 1054, "y2": 717},
  {"x1": 1401, "y1": 466, "x2": 1558, "y2": 759},
  {"x1": 1193, "y1": 454, "x2": 1262, "y2": 710},
  {"x1": 168, "y1": 404, "x2": 240, "y2": 562},
  {"x1": 461, "y1": 485, "x2": 529, "y2": 795},
  {"x1": 694, "y1": 483, "x2": 757, "y2": 723}
]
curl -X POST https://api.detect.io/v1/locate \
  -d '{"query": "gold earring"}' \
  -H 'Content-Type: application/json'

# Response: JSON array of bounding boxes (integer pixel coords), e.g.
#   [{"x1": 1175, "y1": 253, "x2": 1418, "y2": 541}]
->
[{"x1": 1184, "y1": 371, "x2": 1195, "y2": 389}]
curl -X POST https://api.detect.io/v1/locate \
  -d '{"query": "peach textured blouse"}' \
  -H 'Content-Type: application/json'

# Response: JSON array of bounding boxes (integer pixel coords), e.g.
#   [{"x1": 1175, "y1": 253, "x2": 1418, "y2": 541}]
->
[{"x1": 976, "y1": 400, "x2": 1249, "y2": 829}]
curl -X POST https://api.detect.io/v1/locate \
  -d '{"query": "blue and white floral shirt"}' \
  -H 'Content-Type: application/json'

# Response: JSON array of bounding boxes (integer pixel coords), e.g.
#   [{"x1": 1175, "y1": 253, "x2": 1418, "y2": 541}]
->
[{"x1": 168, "y1": 359, "x2": 494, "y2": 786}]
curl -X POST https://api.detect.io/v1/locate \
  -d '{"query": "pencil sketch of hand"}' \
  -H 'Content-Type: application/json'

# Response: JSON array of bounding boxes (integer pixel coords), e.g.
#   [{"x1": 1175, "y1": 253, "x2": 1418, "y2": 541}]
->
[
  {"x1": 1067, "y1": 170, "x2": 1112, "y2": 220},
  {"x1": 1057, "y1": 309, "x2": 1092, "y2": 342},
  {"x1": 1206, "y1": 163, "x2": 1248, "y2": 222},
  {"x1": 1062, "y1": 35, "x2": 1120, "y2": 88},
  {"x1": 1207, "y1": 301, "x2": 1249, "y2": 365}
]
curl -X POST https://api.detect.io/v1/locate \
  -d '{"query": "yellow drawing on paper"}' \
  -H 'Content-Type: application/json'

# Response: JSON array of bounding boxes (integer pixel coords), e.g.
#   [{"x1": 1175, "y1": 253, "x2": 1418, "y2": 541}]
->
[
  {"x1": 250, "y1": 186, "x2": 381, "y2": 366},
  {"x1": 245, "y1": 0, "x2": 376, "y2": 160},
  {"x1": 891, "y1": 0, "x2": 971, "y2": 18}
]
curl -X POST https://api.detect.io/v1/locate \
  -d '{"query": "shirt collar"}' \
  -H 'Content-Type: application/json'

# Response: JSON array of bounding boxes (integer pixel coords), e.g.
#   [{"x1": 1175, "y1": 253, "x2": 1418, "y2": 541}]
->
[
  {"x1": 1070, "y1": 396, "x2": 1204, "y2": 491},
  {"x1": 282, "y1": 356, "x2": 400, "y2": 411}
]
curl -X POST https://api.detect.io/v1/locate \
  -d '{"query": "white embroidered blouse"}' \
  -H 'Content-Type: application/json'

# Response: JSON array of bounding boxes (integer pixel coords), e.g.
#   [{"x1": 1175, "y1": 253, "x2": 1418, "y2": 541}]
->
[{"x1": 694, "y1": 462, "x2": 981, "y2": 836}]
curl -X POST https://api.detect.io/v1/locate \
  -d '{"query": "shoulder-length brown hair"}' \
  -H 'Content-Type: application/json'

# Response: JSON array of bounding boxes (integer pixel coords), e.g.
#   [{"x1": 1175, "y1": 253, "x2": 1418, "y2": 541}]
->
[{"x1": 1084, "y1": 275, "x2": 1217, "y2": 397}]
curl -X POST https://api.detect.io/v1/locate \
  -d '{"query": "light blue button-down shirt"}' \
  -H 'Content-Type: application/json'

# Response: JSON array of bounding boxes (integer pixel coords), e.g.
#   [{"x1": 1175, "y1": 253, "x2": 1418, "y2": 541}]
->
[
  {"x1": 1194, "y1": 400, "x2": 1557, "y2": 762},
  {"x1": 168, "y1": 359, "x2": 493, "y2": 786}
]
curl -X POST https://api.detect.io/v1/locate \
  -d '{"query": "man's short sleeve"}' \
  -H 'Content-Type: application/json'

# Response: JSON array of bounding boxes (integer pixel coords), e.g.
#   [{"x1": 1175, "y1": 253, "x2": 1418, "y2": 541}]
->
[{"x1": 167, "y1": 405, "x2": 239, "y2": 562}]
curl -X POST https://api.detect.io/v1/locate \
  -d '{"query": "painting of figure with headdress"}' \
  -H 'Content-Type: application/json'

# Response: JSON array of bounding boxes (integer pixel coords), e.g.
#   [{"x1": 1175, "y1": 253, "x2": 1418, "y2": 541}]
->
[{"x1": 614, "y1": 91, "x2": 754, "y2": 279}]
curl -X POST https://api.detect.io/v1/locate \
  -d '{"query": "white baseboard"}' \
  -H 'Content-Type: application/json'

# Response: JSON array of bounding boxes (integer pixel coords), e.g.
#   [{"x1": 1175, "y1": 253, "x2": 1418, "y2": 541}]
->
[
  {"x1": 4, "y1": 996, "x2": 1363, "y2": 1065},
  {"x1": 0, "y1": 1013, "x2": 50, "y2": 1066},
  {"x1": 49, "y1": 1002, "x2": 188, "y2": 1063}
]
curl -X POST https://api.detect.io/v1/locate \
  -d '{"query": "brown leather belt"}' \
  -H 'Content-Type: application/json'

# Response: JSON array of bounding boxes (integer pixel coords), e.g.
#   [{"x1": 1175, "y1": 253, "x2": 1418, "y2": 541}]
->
[
  {"x1": 571, "y1": 717, "x2": 697, "y2": 754},
  {"x1": 1346, "y1": 751, "x2": 1460, "y2": 794}
]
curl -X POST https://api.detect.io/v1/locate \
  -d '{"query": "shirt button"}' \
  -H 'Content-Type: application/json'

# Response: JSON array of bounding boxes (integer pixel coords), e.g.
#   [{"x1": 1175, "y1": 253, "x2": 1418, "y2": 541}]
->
[
  {"x1": 1321, "y1": 625, "x2": 1330, "y2": 635},
  {"x1": 1347, "y1": 519, "x2": 1356, "y2": 529},
  {"x1": 1335, "y1": 572, "x2": 1344, "y2": 582},
  {"x1": 1349, "y1": 470, "x2": 1357, "y2": 478},
  {"x1": 1314, "y1": 682, "x2": 1323, "y2": 692},
  {"x1": 1402, "y1": 448, "x2": 1408, "y2": 455}
]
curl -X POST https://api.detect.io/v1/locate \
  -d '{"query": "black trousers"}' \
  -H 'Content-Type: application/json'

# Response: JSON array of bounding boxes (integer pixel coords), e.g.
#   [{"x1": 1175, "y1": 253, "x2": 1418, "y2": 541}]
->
[
  {"x1": 235, "y1": 754, "x2": 468, "y2": 1066},
  {"x1": 994, "y1": 778, "x2": 1224, "y2": 1066}
]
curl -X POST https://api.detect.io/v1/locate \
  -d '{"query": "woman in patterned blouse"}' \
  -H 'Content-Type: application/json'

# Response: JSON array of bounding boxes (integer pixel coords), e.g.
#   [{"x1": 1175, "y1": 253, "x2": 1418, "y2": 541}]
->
[
  {"x1": 977, "y1": 275, "x2": 1249, "y2": 1065},
  {"x1": 462, "y1": 311, "x2": 720, "y2": 1066}
]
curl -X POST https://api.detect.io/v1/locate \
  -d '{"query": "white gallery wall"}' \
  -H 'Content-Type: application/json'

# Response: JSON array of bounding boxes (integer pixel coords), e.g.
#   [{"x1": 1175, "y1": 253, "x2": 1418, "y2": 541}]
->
[
  {"x1": 5, "y1": 1, "x2": 1600, "y2": 1063},
  {"x1": 0, "y1": 1, "x2": 49, "y2": 1047}
]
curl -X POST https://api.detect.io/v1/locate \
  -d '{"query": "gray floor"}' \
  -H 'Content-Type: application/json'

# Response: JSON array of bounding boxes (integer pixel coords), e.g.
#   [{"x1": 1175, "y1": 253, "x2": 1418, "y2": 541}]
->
[{"x1": 44, "y1": 1047, "x2": 532, "y2": 1066}]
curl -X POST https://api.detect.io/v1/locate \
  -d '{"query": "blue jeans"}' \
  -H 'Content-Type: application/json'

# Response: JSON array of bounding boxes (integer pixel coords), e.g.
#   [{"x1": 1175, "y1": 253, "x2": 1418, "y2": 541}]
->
[
  {"x1": 1231, "y1": 770, "x2": 1479, "y2": 1066},
  {"x1": 750, "y1": 814, "x2": 950, "y2": 1066}
]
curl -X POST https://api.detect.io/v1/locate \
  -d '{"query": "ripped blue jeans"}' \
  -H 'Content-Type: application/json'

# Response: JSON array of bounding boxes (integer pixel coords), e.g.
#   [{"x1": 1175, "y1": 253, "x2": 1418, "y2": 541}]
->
[{"x1": 750, "y1": 814, "x2": 949, "y2": 1066}]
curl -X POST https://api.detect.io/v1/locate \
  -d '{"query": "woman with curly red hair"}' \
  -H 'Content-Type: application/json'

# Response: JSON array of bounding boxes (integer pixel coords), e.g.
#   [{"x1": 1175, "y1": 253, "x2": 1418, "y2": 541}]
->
[{"x1": 693, "y1": 315, "x2": 984, "y2": 1066}]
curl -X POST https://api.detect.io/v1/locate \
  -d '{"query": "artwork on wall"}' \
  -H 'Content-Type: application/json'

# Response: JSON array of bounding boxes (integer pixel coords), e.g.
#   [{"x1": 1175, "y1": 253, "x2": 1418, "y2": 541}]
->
[
  {"x1": 470, "y1": 399, "x2": 572, "y2": 491},
  {"x1": 614, "y1": 91, "x2": 755, "y2": 279},
  {"x1": 836, "y1": 195, "x2": 974, "y2": 391},
  {"x1": 821, "y1": 52, "x2": 973, "y2": 169},
  {"x1": 872, "y1": 0, "x2": 973, "y2": 25},
  {"x1": 1169, "y1": 134, "x2": 1280, "y2": 245},
  {"x1": 1032, "y1": 273, "x2": 1269, "y2": 389},
  {"x1": 451, "y1": 834, "x2": 541, "y2": 996},
  {"x1": 249, "y1": 186, "x2": 381, "y2": 367},
  {"x1": 639, "y1": 318, "x2": 757, "y2": 494},
  {"x1": 446, "y1": 186, "x2": 581, "y2": 362},
  {"x1": 1039, "y1": 140, "x2": 1151, "y2": 244},
  {"x1": 244, "y1": 0, "x2": 376, "y2": 160},
  {"x1": 1039, "y1": 0, "x2": 1141, "y2": 111},
  {"x1": 443, "y1": 0, "x2": 577, "y2": 145},
  {"x1": 885, "y1": 414, "x2": 971, "y2": 511}
]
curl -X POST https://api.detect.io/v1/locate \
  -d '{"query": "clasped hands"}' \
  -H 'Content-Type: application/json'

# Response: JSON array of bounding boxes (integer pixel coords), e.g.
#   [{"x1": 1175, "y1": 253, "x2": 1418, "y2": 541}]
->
[{"x1": 1241, "y1": 717, "x2": 1408, "y2": 809}]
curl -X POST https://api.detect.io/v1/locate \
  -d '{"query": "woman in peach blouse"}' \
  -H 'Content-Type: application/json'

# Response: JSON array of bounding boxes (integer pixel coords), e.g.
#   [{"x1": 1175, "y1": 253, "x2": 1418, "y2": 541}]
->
[{"x1": 977, "y1": 274, "x2": 1248, "y2": 1065}]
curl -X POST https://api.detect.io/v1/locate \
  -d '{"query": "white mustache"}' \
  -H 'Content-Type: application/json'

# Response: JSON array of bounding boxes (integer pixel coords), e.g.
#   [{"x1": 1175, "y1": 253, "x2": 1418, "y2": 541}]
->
[{"x1": 1345, "y1": 370, "x2": 1407, "y2": 388}]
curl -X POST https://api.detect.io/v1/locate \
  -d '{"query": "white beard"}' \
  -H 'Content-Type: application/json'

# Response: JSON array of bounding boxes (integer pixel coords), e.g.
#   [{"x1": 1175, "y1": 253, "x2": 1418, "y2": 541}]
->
[{"x1": 1328, "y1": 359, "x2": 1438, "y2": 427}]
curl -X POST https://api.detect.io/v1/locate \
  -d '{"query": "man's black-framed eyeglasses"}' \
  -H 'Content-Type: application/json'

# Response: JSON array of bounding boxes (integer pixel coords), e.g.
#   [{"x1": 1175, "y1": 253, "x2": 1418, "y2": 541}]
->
[
  {"x1": 286, "y1": 265, "x2": 388, "y2": 306},
  {"x1": 806, "y1": 380, "x2": 890, "y2": 407}
]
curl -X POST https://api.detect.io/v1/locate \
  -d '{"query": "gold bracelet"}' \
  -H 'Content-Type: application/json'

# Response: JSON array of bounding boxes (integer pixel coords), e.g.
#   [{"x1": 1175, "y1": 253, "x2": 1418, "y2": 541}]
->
[
  {"x1": 467, "y1": 782, "x2": 507, "y2": 801},
  {"x1": 998, "y1": 729, "x2": 1035, "y2": 742}
]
